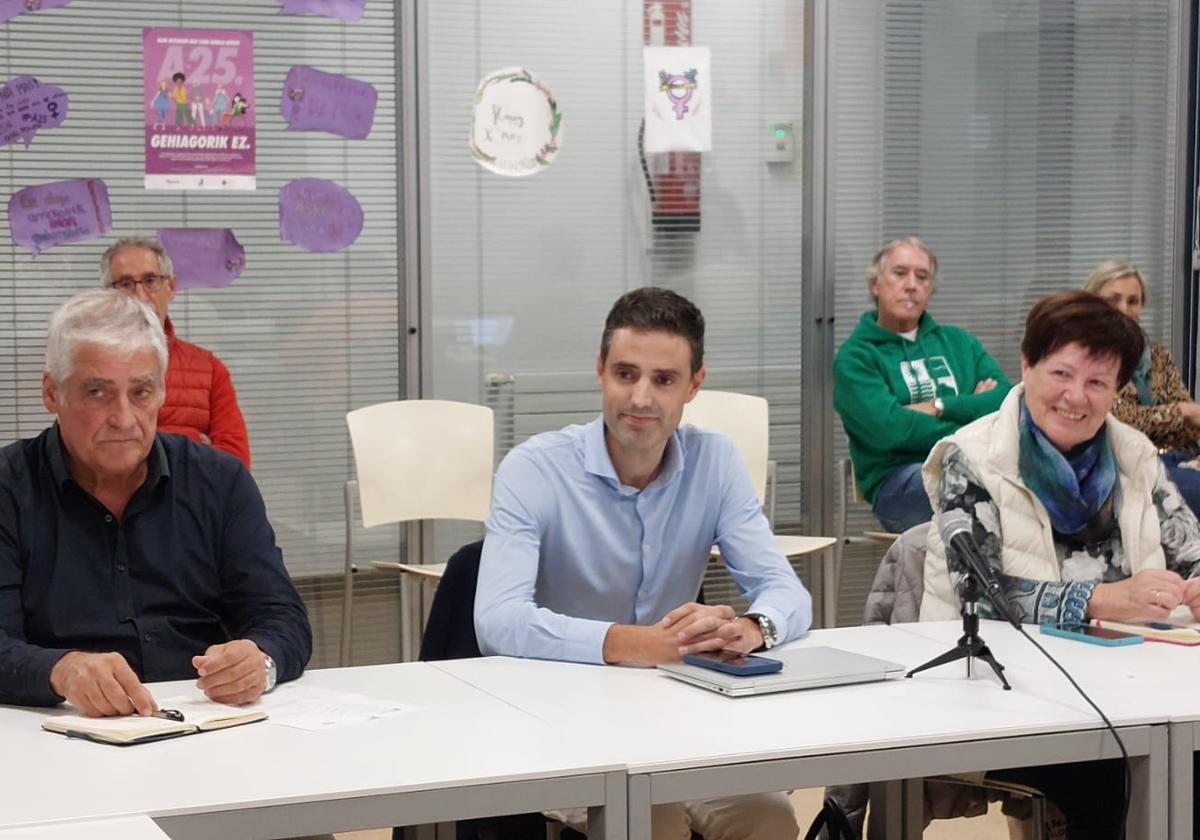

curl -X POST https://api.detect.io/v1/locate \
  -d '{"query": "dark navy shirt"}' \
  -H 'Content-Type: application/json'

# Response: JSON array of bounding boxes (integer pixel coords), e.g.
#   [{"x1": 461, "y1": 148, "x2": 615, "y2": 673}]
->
[{"x1": 0, "y1": 426, "x2": 312, "y2": 706}]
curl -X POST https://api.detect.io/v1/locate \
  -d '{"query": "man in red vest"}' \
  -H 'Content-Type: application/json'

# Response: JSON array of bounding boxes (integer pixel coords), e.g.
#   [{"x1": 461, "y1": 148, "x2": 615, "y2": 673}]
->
[{"x1": 99, "y1": 237, "x2": 251, "y2": 468}]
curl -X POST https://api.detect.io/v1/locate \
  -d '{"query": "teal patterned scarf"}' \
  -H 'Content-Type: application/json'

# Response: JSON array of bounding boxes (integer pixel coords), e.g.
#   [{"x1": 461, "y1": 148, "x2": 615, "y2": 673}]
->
[
  {"x1": 1131, "y1": 333, "x2": 1153, "y2": 405},
  {"x1": 1018, "y1": 399, "x2": 1117, "y2": 537}
]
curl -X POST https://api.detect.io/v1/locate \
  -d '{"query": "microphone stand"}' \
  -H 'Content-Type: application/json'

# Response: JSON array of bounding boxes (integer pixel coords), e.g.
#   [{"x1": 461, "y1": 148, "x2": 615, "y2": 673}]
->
[{"x1": 907, "y1": 573, "x2": 1011, "y2": 690}]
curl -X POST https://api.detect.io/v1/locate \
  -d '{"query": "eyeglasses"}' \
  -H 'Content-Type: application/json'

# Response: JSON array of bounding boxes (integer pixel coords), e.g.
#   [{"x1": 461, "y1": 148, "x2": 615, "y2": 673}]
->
[{"x1": 111, "y1": 274, "x2": 169, "y2": 293}]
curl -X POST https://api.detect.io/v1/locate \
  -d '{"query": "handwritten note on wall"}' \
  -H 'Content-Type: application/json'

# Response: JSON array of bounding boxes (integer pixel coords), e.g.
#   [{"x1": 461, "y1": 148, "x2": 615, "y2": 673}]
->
[
  {"x1": 279, "y1": 178, "x2": 363, "y2": 252},
  {"x1": 0, "y1": 76, "x2": 68, "y2": 148},
  {"x1": 8, "y1": 178, "x2": 111, "y2": 256},
  {"x1": 156, "y1": 228, "x2": 246, "y2": 289},
  {"x1": 275, "y1": 0, "x2": 364, "y2": 22},
  {"x1": 281, "y1": 65, "x2": 377, "y2": 140},
  {"x1": 469, "y1": 67, "x2": 562, "y2": 177},
  {"x1": 0, "y1": 0, "x2": 72, "y2": 25}
]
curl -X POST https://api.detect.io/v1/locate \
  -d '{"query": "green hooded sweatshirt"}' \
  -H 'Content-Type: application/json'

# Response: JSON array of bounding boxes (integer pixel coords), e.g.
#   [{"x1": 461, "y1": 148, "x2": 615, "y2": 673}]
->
[{"x1": 833, "y1": 310, "x2": 1012, "y2": 503}]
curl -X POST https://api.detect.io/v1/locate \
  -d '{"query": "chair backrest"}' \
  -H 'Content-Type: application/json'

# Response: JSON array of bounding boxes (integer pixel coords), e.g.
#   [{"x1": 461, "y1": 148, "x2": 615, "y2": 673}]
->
[
  {"x1": 680, "y1": 390, "x2": 769, "y2": 503},
  {"x1": 419, "y1": 540, "x2": 485, "y2": 662},
  {"x1": 847, "y1": 458, "x2": 867, "y2": 504},
  {"x1": 862, "y1": 523, "x2": 929, "y2": 625},
  {"x1": 346, "y1": 400, "x2": 494, "y2": 528}
]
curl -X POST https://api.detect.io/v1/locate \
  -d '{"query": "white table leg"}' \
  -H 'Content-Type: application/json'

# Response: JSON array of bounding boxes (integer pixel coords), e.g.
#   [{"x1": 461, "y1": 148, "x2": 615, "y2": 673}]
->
[
  {"x1": 627, "y1": 774, "x2": 652, "y2": 840},
  {"x1": 588, "y1": 770, "x2": 628, "y2": 840},
  {"x1": 1170, "y1": 722, "x2": 1195, "y2": 840},
  {"x1": 1129, "y1": 724, "x2": 1169, "y2": 839}
]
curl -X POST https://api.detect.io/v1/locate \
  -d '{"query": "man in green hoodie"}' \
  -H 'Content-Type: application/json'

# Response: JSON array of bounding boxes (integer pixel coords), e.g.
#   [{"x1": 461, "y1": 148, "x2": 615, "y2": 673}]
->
[{"x1": 834, "y1": 237, "x2": 1012, "y2": 533}]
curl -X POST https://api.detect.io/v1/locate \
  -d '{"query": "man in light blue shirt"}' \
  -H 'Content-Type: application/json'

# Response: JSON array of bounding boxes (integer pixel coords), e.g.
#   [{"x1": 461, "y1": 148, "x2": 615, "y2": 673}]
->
[{"x1": 475, "y1": 287, "x2": 811, "y2": 840}]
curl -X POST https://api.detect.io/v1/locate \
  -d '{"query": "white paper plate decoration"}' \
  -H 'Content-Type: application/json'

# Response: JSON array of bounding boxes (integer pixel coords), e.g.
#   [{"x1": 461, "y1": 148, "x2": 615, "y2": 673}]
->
[{"x1": 469, "y1": 67, "x2": 562, "y2": 176}]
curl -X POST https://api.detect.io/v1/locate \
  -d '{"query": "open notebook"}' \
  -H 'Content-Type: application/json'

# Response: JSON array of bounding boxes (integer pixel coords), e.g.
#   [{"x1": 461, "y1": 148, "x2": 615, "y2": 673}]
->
[
  {"x1": 1093, "y1": 620, "x2": 1200, "y2": 646},
  {"x1": 42, "y1": 696, "x2": 266, "y2": 746}
]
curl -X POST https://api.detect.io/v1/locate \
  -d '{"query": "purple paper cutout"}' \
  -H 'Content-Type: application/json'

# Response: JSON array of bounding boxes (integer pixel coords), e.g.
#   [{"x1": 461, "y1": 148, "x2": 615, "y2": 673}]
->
[
  {"x1": 278, "y1": 178, "x2": 363, "y2": 253},
  {"x1": 7, "y1": 178, "x2": 111, "y2": 256},
  {"x1": 0, "y1": 76, "x2": 68, "y2": 148},
  {"x1": 156, "y1": 228, "x2": 246, "y2": 290},
  {"x1": 274, "y1": 0, "x2": 364, "y2": 22},
  {"x1": 0, "y1": 0, "x2": 72, "y2": 24},
  {"x1": 280, "y1": 65, "x2": 377, "y2": 140}
]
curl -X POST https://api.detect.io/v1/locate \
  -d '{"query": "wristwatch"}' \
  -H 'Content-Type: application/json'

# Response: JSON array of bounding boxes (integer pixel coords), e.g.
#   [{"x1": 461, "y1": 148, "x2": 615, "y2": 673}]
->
[
  {"x1": 744, "y1": 613, "x2": 778, "y2": 651},
  {"x1": 263, "y1": 654, "x2": 278, "y2": 693},
  {"x1": 932, "y1": 397, "x2": 945, "y2": 417}
]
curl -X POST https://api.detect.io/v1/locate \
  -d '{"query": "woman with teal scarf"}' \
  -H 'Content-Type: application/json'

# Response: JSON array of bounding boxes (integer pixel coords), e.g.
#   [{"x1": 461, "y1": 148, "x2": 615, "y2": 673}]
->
[
  {"x1": 922, "y1": 291, "x2": 1200, "y2": 840},
  {"x1": 1084, "y1": 258, "x2": 1200, "y2": 516},
  {"x1": 925, "y1": 289, "x2": 1200, "y2": 626}
]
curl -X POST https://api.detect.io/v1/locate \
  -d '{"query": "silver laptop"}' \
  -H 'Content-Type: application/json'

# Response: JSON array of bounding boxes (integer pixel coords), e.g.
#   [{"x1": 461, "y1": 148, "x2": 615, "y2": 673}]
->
[{"x1": 658, "y1": 646, "x2": 906, "y2": 697}]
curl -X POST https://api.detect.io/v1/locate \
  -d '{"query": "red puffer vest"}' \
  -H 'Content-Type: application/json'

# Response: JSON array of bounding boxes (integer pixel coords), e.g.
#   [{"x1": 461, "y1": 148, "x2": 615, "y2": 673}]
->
[{"x1": 159, "y1": 318, "x2": 251, "y2": 468}]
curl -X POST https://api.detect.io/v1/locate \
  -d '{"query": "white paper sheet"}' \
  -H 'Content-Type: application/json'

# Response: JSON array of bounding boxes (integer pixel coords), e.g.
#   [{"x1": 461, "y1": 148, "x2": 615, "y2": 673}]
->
[{"x1": 254, "y1": 683, "x2": 413, "y2": 731}]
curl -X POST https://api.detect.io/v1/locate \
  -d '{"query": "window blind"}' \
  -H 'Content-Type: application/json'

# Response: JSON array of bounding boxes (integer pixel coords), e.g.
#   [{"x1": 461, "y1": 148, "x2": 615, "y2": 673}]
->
[
  {"x1": 0, "y1": 0, "x2": 406, "y2": 666},
  {"x1": 422, "y1": 0, "x2": 810, "y2": 579},
  {"x1": 828, "y1": 0, "x2": 1184, "y2": 624}
]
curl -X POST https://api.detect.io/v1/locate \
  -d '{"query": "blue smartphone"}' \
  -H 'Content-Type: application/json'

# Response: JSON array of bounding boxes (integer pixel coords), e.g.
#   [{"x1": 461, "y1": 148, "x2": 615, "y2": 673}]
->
[
  {"x1": 1039, "y1": 623, "x2": 1143, "y2": 647},
  {"x1": 682, "y1": 651, "x2": 784, "y2": 676}
]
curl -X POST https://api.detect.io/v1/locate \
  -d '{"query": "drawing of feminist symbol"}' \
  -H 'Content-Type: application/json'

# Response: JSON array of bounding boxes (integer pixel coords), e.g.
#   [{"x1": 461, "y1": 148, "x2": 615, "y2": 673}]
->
[{"x1": 658, "y1": 68, "x2": 698, "y2": 120}]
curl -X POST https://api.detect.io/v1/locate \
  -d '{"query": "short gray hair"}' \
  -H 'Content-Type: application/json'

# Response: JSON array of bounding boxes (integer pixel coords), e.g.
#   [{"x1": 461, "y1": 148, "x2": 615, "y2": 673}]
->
[
  {"x1": 46, "y1": 290, "x2": 168, "y2": 386},
  {"x1": 1083, "y1": 258, "x2": 1146, "y2": 304},
  {"x1": 864, "y1": 236, "x2": 939, "y2": 294},
  {"x1": 99, "y1": 236, "x2": 174, "y2": 287}
]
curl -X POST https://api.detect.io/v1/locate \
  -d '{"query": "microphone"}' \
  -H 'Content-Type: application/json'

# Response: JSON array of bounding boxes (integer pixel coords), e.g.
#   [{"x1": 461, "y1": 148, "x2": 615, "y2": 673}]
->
[{"x1": 939, "y1": 509, "x2": 1020, "y2": 628}]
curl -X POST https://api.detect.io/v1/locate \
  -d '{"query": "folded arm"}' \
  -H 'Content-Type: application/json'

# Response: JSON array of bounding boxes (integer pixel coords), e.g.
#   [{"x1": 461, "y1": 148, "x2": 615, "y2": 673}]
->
[
  {"x1": 834, "y1": 348, "x2": 961, "y2": 459},
  {"x1": 938, "y1": 340, "x2": 1011, "y2": 425}
]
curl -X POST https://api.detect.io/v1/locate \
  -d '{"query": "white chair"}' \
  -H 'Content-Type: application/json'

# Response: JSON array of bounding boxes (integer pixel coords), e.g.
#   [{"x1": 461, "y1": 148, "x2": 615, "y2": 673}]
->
[
  {"x1": 342, "y1": 400, "x2": 493, "y2": 665},
  {"x1": 838, "y1": 457, "x2": 902, "y2": 545},
  {"x1": 680, "y1": 390, "x2": 838, "y2": 624}
]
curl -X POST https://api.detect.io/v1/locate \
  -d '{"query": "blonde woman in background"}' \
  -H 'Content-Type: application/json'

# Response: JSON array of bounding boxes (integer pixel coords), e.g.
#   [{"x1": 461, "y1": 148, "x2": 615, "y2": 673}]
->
[{"x1": 1084, "y1": 259, "x2": 1200, "y2": 515}]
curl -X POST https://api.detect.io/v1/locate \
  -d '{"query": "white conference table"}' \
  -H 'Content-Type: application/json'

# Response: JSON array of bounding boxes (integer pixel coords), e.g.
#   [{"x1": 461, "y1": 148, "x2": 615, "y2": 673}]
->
[
  {"x1": 433, "y1": 622, "x2": 1162, "y2": 838},
  {"x1": 0, "y1": 816, "x2": 170, "y2": 840},
  {"x1": 896, "y1": 617, "x2": 1200, "y2": 839},
  {"x1": 0, "y1": 662, "x2": 626, "y2": 840}
]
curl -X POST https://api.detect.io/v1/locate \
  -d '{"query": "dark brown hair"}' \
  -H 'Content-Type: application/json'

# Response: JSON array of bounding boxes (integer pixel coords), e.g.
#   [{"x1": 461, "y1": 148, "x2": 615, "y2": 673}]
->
[
  {"x1": 600, "y1": 287, "x2": 705, "y2": 375},
  {"x1": 1021, "y1": 290, "x2": 1144, "y2": 388}
]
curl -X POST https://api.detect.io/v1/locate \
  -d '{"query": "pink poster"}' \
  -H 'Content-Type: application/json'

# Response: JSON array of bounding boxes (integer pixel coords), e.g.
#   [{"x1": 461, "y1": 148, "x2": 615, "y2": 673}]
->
[{"x1": 142, "y1": 27, "x2": 255, "y2": 191}]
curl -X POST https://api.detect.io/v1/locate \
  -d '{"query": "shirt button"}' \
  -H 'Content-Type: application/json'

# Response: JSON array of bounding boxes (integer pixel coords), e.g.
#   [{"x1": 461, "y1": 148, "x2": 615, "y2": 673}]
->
[
  {"x1": 643, "y1": 543, "x2": 651, "y2": 551},
  {"x1": 143, "y1": 633, "x2": 153, "y2": 642},
  {"x1": 104, "y1": 515, "x2": 113, "y2": 523},
  {"x1": 116, "y1": 563, "x2": 126, "y2": 572}
]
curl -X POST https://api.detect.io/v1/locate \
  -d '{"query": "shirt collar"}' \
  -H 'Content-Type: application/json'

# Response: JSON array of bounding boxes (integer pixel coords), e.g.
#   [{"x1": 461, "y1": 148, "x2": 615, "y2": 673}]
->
[
  {"x1": 47, "y1": 424, "x2": 171, "y2": 492},
  {"x1": 583, "y1": 414, "x2": 686, "y2": 492}
]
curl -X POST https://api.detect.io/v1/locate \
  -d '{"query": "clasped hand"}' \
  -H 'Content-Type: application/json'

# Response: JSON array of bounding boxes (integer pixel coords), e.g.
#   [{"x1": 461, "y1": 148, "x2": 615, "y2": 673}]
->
[
  {"x1": 1090, "y1": 569, "x2": 1200, "y2": 622},
  {"x1": 602, "y1": 602, "x2": 761, "y2": 666},
  {"x1": 664, "y1": 602, "x2": 761, "y2": 657}
]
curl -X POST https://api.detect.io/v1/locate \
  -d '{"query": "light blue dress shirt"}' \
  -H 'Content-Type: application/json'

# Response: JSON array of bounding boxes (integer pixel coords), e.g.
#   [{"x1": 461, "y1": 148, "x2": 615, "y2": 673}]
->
[{"x1": 474, "y1": 415, "x2": 813, "y2": 664}]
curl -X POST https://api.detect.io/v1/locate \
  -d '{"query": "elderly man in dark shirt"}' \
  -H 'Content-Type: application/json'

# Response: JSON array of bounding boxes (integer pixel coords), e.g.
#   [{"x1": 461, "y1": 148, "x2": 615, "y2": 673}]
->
[{"x1": 0, "y1": 289, "x2": 310, "y2": 715}]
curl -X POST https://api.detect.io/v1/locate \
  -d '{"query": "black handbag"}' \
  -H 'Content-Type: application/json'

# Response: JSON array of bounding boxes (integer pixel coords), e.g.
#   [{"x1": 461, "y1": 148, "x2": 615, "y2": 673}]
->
[{"x1": 803, "y1": 796, "x2": 857, "y2": 840}]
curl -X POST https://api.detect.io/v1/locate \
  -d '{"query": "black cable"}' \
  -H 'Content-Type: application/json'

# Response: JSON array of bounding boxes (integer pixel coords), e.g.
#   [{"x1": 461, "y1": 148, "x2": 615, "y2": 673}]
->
[
  {"x1": 637, "y1": 118, "x2": 656, "y2": 205},
  {"x1": 945, "y1": 522, "x2": 1132, "y2": 837},
  {"x1": 1012, "y1": 624, "x2": 1132, "y2": 839}
]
